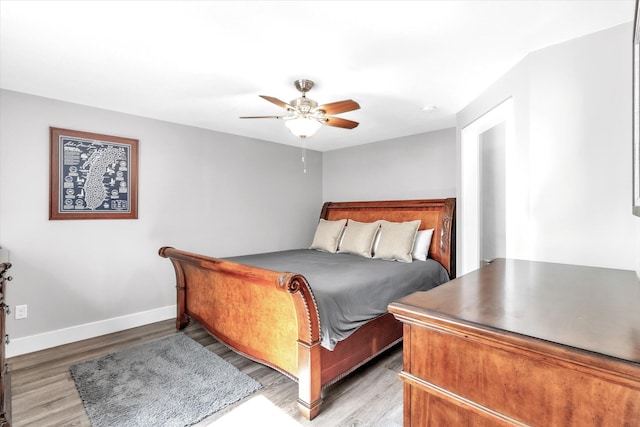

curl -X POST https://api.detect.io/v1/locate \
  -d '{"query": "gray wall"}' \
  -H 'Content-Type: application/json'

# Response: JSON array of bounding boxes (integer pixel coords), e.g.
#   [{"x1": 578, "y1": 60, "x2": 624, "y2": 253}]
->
[
  {"x1": 323, "y1": 128, "x2": 456, "y2": 202},
  {"x1": 0, "y1": 90, "x2": 322, "y2": 355},
  {"x1": 2, "y1": 21, "x2": 638, "y2": 356},
  {"x1": 458, "y1": 23, "x2": 639, "y2": 273}
]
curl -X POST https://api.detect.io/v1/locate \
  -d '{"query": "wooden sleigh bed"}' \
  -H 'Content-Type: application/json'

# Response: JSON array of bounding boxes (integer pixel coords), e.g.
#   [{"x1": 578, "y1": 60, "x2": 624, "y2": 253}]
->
[{"x1": 159, "y1": 198, "x2": 455, "y2": 420}]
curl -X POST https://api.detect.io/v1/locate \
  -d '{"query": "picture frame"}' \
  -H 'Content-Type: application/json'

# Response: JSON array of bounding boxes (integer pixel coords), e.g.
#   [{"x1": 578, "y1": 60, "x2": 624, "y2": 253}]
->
[
  {"x1": 634, "y1": 0, "x2": 640, "y2": 216},
  {"x1": 49, "y1": 127, "x2": 138, "y2": 220}
]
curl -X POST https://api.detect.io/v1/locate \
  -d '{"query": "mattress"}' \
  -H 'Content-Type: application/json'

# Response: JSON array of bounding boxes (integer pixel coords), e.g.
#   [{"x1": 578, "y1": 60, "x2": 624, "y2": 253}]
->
[{"x1": 226, "y1": 249, "x2": 450, "y2": 350}]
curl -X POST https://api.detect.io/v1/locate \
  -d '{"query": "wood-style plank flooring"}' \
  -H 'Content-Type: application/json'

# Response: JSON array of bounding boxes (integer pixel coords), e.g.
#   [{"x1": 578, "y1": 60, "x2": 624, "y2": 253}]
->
[{"x1": 8, "y1": 319, "x2": 403, "y2": 426}]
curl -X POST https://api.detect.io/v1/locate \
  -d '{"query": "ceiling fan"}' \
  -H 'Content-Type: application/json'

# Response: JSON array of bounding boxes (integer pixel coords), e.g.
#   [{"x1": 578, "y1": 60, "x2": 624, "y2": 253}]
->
[{"x1": 240, "y1": 79, "x2": 360, "y2": 138}]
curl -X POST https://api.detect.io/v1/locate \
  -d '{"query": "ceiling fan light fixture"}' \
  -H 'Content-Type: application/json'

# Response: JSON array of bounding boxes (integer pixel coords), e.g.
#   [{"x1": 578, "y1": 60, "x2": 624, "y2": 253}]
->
[
  {"x1": 240, "y1": 79, "x2": 360, "y2": 140},
  {"x1": 285, "y1": 117, "x2": 322, "y2": 138}
]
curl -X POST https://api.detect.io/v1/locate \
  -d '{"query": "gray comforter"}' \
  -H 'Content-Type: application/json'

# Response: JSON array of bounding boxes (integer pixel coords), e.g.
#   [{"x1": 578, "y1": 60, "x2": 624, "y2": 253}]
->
[{"x1": 226, "y1": 249, "x2": 450, "y2": 350}]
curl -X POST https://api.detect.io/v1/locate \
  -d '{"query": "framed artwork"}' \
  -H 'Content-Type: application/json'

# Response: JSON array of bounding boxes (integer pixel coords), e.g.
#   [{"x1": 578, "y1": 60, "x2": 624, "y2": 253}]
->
[
  {"x1": 634, "y1": 0, "x2": 640, "y2": 216},
  {"x1": 49, "y1": 127, "x2": 138, "y2": 220}
]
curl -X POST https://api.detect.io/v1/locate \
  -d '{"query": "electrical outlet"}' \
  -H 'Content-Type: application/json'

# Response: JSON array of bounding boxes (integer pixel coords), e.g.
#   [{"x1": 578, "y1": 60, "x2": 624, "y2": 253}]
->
[{"x1": 15, "y1": 304, "x2": 27, "y2": 320}]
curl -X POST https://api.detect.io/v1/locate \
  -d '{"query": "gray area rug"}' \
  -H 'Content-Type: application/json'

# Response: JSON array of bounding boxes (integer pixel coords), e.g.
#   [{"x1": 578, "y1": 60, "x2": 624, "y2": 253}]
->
[{"x1": 70, "y1": 333, "x2": 262, "y2": 427}]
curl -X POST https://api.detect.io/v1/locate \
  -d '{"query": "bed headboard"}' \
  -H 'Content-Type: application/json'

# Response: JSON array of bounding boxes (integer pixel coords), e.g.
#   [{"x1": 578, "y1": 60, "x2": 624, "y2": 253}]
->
[{"x1": 320, "y1": 198, "x2": 456, "y2": 279}]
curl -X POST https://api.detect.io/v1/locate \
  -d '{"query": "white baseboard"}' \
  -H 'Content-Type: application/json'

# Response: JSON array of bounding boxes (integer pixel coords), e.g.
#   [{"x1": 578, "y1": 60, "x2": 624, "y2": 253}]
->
[{"x1": 6, "y1": 305, "x2": 177, "y2": 358}]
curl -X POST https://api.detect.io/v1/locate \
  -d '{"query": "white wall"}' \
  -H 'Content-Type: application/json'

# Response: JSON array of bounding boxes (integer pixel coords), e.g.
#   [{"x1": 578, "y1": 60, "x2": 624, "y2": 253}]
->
[
  {"x1": 480, "y1": 122, "x2": 506, "y2": 263},
  {"x1": 458, "y1": 23, "x2": 639, "y2": 273},
  {"x1": 0, "y1": 90, "x2": 323, "y2": 356},
  {"x1": 323, "y1": 128, "x2": 456, "y2": 202}
]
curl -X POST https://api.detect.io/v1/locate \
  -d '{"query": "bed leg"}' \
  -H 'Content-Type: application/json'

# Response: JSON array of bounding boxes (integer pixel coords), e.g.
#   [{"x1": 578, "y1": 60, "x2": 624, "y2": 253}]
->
[
  {"x1": 298, "y1": 398, "x2": 322, "y2": 421},
  {"x1": 171, "y1": 256, "x2": 190, "y2": 331},
  {"x1": 176, "y1": 313, "x2": 190, "y2": 330},
  {"x1": 176, "y1": 283, "x2": 189, "y2": 330},
  {"x1": 297, "y1": 340, "x2": 322, "y2": 420}
]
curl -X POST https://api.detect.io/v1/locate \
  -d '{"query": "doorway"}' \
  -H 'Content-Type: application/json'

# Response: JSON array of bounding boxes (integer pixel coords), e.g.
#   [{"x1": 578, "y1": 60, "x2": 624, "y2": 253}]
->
[
  {"x1": 459, "y1": 98, "x2": 515, "y2": 275},
  {"x1": 479, "y1": 122, "x2": 506, "y2": 266}
]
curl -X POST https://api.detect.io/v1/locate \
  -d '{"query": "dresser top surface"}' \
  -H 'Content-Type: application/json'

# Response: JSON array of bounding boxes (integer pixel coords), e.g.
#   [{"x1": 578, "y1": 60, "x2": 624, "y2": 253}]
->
[{"x1": 391, "y1": 258, "x2": 640, "y2": 364}]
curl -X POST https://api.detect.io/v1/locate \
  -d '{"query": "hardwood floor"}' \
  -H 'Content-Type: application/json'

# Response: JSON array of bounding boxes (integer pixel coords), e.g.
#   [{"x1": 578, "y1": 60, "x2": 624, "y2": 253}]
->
[{"x1": 8, "y1": 319, "x2": 404, "y2": 427}]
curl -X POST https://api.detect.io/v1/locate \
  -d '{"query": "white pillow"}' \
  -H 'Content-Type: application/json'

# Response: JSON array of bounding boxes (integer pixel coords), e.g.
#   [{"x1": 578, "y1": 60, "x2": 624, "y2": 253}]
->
[
  {"x1": 372, "y1": 227, "x2": 382, "y2": 254},
  {"x1": 412, "y1": 229, "x2": 434, "y2": 261},
  {"x1": 373, "y1": 220, "x2": 421, "y2": 263},
  {"x1": 309, "y1": 219, "x2": 347, "y2": 253},
  {"x1": 338, "y1": 220, "x2": 381, "y2": 257}
]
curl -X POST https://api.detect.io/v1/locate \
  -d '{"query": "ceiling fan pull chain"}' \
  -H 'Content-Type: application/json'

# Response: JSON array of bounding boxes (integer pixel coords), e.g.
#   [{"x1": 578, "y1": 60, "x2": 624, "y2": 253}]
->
[{"x1": 300, "y1": 136, "x2": 307, "y2": 174}]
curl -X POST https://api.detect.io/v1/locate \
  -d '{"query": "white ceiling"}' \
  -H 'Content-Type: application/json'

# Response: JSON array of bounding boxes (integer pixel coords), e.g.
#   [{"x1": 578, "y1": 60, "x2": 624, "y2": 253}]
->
[{"x1": 0, "y1": 1, "x2": 635, "y2": 151}]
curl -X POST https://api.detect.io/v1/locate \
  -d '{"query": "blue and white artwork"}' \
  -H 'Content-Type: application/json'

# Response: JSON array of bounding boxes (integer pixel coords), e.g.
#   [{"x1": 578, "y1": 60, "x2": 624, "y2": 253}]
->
[{"x1": 58, "y1": 136, "x2": 131, "y2": 213}]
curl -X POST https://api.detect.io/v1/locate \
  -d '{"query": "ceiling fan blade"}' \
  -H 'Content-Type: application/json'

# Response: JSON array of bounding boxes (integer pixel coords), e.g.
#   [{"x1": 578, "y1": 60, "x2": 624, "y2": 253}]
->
[
  {"x1": 259, "y1": 95, "x2": 294, "y2": 110},
  {"x1": 316, "y1": 99, "x2": 360, "y2": 115},
  {"x1": 239, "y1": 115, "x2": 284, "y2": 119},
  {"x1": 323, "y1": 116, "x2": 359, "y2": 129}
]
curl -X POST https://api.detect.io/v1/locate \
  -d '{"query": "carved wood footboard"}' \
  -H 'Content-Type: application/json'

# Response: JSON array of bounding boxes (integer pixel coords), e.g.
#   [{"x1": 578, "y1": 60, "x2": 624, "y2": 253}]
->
[
  {"x1": 158, "y1": 247, "x2": 324, "y2": 418},
  {"x1": 159, "y1": 198, "x2": 456, "y2": 420}
]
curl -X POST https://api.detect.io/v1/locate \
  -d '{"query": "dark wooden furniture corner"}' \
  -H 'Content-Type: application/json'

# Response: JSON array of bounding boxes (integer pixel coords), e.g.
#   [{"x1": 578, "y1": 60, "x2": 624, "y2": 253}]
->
[
  {"x1": 389, "y1": 258, "x2": 640, "y2": 426},
  {"x1": 0, "y1": 262, "x2": 11, "y2": 427}
]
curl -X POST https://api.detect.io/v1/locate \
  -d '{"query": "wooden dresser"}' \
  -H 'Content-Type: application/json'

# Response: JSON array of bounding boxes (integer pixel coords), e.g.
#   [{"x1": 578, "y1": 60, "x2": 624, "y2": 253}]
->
[
  {"x1": 388, "y1": 258, "x2": 640, "y2": 426},
  {"x1": 0, "y1": 260, "x2": 10, "y2": 427}
]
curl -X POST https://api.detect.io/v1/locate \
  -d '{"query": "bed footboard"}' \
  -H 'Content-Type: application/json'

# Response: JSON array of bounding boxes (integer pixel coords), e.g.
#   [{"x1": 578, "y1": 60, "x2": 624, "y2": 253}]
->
[{"x1": 158, "y1": 246, "x2": 323, "y2": 419}]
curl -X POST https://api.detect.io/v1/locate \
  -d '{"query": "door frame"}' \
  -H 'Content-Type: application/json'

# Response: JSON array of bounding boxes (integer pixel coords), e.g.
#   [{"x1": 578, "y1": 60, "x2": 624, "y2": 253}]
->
[{"x1": 459, "y1": 98, "x2": 515, "y2": 275}]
